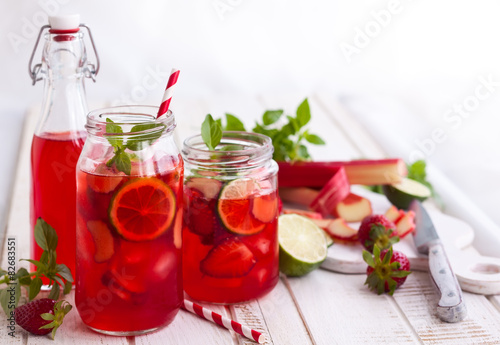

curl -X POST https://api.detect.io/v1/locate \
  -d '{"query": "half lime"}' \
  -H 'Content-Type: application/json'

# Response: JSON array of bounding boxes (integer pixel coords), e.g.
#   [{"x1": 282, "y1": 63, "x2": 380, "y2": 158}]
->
[{"x1": 278, "y1": 214, "x2": 328, "y2": 277}]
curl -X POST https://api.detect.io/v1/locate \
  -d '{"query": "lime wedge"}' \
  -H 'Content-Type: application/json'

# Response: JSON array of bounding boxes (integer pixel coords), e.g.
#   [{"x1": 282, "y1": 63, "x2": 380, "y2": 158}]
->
[
  {"x1": 278, "y1": 214, "x2": 328, "y2": 277},
  {"x1": 382, "y1": 177, "x2": 431, "y2": 209}
]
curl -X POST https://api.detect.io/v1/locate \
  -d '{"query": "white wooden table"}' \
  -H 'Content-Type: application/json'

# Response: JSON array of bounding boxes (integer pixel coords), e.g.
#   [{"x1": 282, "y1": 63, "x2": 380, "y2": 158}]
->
[{"x1": 1, "y1": 94, "x2": 500, "y2": 344}]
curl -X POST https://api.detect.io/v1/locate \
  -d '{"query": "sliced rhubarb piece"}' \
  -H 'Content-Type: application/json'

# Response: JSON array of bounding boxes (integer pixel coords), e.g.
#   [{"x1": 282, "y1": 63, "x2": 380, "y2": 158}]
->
[
  {"x1": 334, "y1": 193, "x2": 372, "y2": 222},
  {"x1": 311, "y1": 218, "x2": 358, "y2": 243},
  {"x1": 186, "y1": 177, "x2": 223, "y2": 199},
  {"x1": 396, "y1": 210, "x2": 416, "y2": 238},
  {"x1": 384, "y1": 205, "x2": 405, "y2": 223},
  {"x1": 87, "y1": 220, "x2": 115, "y2": 263},
  {"x1": 277, "y1": 159, "x2": 407, "y2": 187},
  {"x1": 283, "y1": 209, "x2": 323, "y2": 220},
  {"x1": 310, "y1": 167, "x2": 350, "y2": 217},
  {"x1": 279, "y1": 187, "x2": 319, "y2": 206},
  {"x1": 200, "y1": 238, "x2": 256, "y2": 278}
]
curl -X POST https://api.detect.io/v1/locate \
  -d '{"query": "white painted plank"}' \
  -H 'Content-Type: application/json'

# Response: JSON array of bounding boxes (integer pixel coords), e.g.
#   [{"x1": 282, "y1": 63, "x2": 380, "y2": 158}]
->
[
  {"x1": 0, "y1": 109, "x2": 35, "y2": 269},
  {"x1": 255, "y1": 277, "x2": 313, "y2": 345},
  {"x1": 288, "y1": 268, "x2": 421, "y2": 344},
  {"x1": 313, "y1": 93, "x2": 387, "y2": 159},
  {"x1": 135, "y1": 303, "x2": 235, "y2": 345},
  {"x1": 393, "y1": 271, "x2": 500, "y2": 344},
  {"x1": 25, "y1": 292, "x2": 129, "y2": 345},
  {"x1": 490, "y1": 295, "x2": 500, "y2": 313},
  {"x1": 258, "y1": 93, "x2": 360, "y2": 161}
]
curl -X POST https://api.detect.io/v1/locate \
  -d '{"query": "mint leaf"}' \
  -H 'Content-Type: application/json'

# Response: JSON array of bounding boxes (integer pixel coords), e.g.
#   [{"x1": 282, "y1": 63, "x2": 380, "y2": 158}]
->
[
  {"x1": 34, "y1": 218, "x2": 58, "y2": 252},
  {"x1": 0, "y1": 289, "x2": 9, "y2": 315},
  {"x1": 225, "y1": 113, "x2": 246, "y2": 131},
  {"x1": 106, "y1": 118, "x2": 123, "y2": 149},
  {"x1": 126, "y1": 123, "x2": 165, "y2": 151},
  {"x1": 29, "y1": 277, "x2": 43, "y2": 301},
  {"x1": 14, "y1": 267, "x2": 31, "y2": 286},
  {"x1": 114, "y1": 151, "x2": 131, "y2": 175},
  {"x1": 262, "y1": 110, "x2": 283, "y2": 126},
  {"x1": 305, "y1": 133, "x2": 325, "y2": 145},
  {"x1": 296, "y1": 98, "x2": 311, "y2": 127},
  {"x1": 201, "y1": 114, "x2": 222, "y2": 151},
  {"x1": 48, "y1": 283, "x2": 60, "y2": 300},
  {"x1": 63, "y1": 280, "x2": 72, "y2": 295},
  {"x1": 56, "y1": 264, "x2": 74, "y2": 282}
]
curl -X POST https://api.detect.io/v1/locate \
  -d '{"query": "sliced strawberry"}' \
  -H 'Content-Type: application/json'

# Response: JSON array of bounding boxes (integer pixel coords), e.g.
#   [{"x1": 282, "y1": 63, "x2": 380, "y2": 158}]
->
[
  {"x1": 200, "y1": 238, "x2": 256, "y2": 278},
  {"x1": 185, "y1": 189, "x2": 220, "y2": 237}
]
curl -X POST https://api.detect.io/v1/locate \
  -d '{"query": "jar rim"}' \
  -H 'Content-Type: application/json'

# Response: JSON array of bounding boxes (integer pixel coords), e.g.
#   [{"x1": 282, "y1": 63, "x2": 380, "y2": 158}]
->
[
  {"x1": 182, "y1": 131, "x2": 274, "y2": 169},
  {"x1": 85, "y1": 105, "x2": 176, "y2": 138}
]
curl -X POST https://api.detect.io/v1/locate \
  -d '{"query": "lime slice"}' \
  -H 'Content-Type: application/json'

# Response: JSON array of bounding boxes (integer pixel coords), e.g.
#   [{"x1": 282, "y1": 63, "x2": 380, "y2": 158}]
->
[
  {"x1": 278, "y1": 214, "x2": 328, "y2": 277},
  {"x1": 382, "y1": 177, "x2": 431, "y2": 210}
]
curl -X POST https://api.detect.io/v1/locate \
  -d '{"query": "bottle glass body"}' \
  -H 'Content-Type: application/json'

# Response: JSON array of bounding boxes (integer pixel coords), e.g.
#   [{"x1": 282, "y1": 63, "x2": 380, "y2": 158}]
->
[
  {"x1": 75, "y1": 106, "x2": 183, "y2": 335},
  {"x1": 182, "y1": 132, "x2": 279, "y2": 304},
  {"x1": 30, "y1": 31, "x2": 88, "y2": 283}
]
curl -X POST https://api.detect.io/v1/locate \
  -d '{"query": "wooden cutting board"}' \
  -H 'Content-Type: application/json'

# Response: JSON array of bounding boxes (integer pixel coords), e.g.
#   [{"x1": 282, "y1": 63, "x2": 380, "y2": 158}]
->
[{"x1": 320, "y1": 186, "x2": 500, "y2": 295}]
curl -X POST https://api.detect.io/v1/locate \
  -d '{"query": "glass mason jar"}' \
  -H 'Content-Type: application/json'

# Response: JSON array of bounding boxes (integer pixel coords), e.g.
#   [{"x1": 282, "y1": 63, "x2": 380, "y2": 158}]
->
[
  {"x1": 75, "y1": 106, "x2": 183, "y2": 335},
  {"x1": 182, "y1": 132, "x2": 279, "y2": 304}
]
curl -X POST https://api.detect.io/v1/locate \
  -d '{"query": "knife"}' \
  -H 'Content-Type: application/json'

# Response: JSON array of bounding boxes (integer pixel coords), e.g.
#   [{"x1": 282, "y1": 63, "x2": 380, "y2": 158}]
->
[{"x1": 409, "y1": 200, "x2": 467, "y2": 323}]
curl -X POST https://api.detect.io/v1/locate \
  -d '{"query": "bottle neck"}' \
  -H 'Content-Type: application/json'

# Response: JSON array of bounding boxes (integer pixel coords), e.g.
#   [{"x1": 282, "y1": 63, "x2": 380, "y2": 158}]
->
[{"x1": 34, "y1": 32, "x2": 88, "y2": 138}]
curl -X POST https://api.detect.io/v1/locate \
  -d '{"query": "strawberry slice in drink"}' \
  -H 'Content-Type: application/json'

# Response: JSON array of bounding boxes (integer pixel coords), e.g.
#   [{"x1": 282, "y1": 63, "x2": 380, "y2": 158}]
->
[{"x1": 200, "y1": 238, "x2": 256, "y2": 278}]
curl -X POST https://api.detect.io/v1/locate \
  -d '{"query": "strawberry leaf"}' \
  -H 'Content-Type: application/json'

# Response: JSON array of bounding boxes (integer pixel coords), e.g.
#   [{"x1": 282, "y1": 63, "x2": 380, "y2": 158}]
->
[
  {"x1": 40, "y1": 313, "x2": 55, "y2": 321},
  {"x1": 362, "y1": 250, "x2": 375, "y2": 267}
]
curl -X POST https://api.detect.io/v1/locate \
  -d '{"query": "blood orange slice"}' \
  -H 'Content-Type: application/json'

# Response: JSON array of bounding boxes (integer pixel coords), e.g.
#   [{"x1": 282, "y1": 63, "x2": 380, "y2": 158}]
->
[
  {"x1": 109, "y1": 178, "x2": 176, "y2": 241},
  {"x1": 217, "y1": 179, "x2": 265, "y2": 236}
]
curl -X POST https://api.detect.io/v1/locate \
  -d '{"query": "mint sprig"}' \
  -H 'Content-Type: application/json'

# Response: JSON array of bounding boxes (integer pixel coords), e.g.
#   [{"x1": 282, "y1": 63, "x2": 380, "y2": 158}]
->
[
  {"x1": 0, "y1": 218, "x2": 74, "y2": 315},
  {"x1": 201, "y1": 114, "x2": 222, "y2": 151},
  {"x1": 201, "y1": 98, "x2": 325, "y2": 161},
  {"x1": 105, "y1": 118, "x2": 166, "y2": 175}
]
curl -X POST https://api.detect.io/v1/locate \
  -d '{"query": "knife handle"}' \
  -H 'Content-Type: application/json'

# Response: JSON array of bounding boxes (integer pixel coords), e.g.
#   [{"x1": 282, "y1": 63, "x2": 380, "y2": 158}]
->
[{"x1": 428, "y1": 240, "x2": 467, "y2": 323}]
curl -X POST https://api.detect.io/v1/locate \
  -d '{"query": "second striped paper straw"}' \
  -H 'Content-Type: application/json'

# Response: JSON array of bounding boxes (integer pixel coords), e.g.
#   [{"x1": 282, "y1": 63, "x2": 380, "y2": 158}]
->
[
  {"x1": 157, "y1": 68, "x2": 180, "y2": 118},
  {"x1": 182, "y1": 299, "x2": 265, "y2": 344}
]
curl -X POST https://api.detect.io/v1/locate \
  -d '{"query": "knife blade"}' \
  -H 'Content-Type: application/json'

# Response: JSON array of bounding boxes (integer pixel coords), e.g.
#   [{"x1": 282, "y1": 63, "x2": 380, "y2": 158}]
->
[{"x1": 409, "y1": 200, "x2": 467, "y2": 323}]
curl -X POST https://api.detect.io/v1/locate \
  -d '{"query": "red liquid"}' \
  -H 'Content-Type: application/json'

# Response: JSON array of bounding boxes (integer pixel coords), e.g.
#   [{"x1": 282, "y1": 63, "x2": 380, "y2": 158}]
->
[
  {"x1": 183, "y1": 181, "x2": 279, "y2": 304},
  {"x1": 75, "y1": 163, "x2": 183, "y2": 333},
  {"x1": 30, "y1": 131, "x2": 86, "y2": 282}
]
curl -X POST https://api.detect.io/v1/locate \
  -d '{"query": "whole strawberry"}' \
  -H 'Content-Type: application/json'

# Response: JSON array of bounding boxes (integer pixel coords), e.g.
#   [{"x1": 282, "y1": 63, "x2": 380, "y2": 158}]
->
[
  {"x1": 14, "y1": 298, "x2": 72, "y2": 339},
  {"x1": 358, "y1": 214, "x2": 398, "y2": 252},
  {"x1": 363, "y1": 245, "x2": 411, "y2": 295}
]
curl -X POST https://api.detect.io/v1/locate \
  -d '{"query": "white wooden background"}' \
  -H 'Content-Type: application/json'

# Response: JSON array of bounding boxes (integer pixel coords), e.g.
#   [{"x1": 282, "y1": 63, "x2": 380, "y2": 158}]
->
[{"x1": 1, "y1": 94, "x2": 500, "y2": 344}]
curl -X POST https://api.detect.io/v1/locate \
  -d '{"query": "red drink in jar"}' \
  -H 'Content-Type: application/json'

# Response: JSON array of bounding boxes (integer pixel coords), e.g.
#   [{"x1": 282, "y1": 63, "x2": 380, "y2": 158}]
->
[
  {"x1": 182, "y1": 132, "x2": 279, "y2": 304},
  {"x1": 76, "y1": 106, "x2": 183, "y2": 335}
]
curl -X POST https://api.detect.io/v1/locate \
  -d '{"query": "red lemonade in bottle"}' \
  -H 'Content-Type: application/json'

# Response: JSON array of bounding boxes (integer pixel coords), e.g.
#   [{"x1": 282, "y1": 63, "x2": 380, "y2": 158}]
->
[
  {"x1": 28, "y1": 14, "x2": 98, "y2": 283},
  {"x1": 31, "y1": 131, "x2": 86, "y2": 279}
]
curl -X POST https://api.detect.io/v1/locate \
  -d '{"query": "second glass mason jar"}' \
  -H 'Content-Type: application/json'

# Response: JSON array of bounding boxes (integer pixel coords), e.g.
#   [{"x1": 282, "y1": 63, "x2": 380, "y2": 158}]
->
[
  {"x1": 75, "y1": 106, "x2": 183, "y2": 335},
  {"x1": 182, "y1": 132, "x2": 279, "y2": 304}
]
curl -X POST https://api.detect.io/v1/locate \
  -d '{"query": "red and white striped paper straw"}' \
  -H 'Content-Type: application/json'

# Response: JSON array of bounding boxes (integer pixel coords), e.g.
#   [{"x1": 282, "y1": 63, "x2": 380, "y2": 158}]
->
[
  {"x1": 182, "y1": 299, "x2": 265, "y2": 344},
  {"x1": 157, "y1": 68, "x2": 180, "y2": 118}
]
